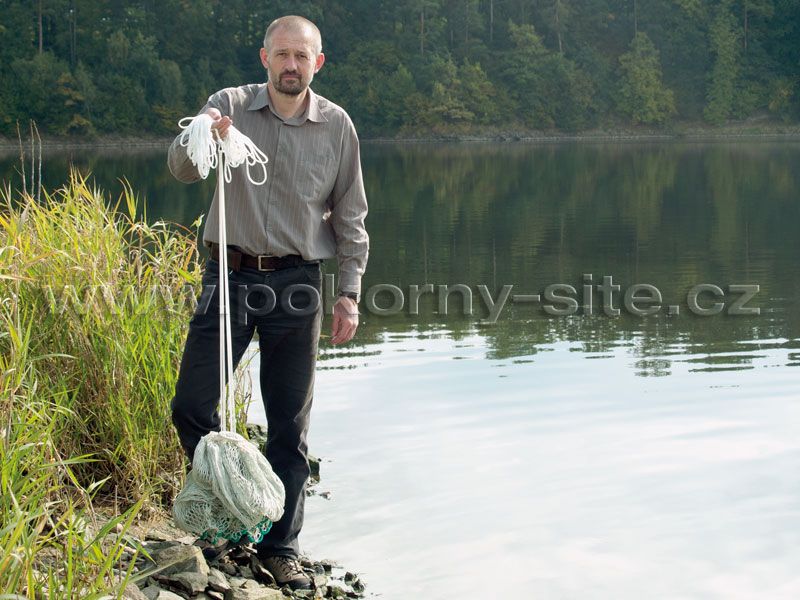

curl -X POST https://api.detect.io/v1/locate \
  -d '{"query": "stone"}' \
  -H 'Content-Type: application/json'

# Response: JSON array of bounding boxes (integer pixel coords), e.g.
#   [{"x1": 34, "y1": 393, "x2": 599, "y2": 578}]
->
[
  {"x1": 228, "y1": 575, "x2": 250, "y2": 588},
  {"x1": 239, "y1": 565, "x2": 254, "y2": 579},
  {"x1": 308, "y1": 455, "x2": 320, "y2": 480},
  {"x1": 207, "y1": 591, "x2": 225, "y2": 600},
  {"x1": 351, "y1": 577, "x2": 365, "y2": 594},
  {"x1": 140, "y1": 585, "x2": 161, "y2": 600},
  {"x1": 250, "y1": 557, "x2": 276, "y2": 586},
  {"x1": 245, "y1": 423, "x2": 269, "y2": 449},
  {"x1": 120, "y1": 582, "x2": 149, "y2": 600},
  {"x1": 170, "y1": 570, "x2": 209, "y2": 595},
  {"x1": 312, "y1": 574, "x2": 327, "y2": 588},
  {"x1": 228, "y1": 579, "x2": 284, "y2": 600},
  {"x1": 152, "y1": 544, "x2": 210, "y2": 577},
  {"x1": 217, "y1": 562, "x2": 238, "y2": 576},
  {"x1": 208, "y1": 568, "x2": 231, "y2": 593},
  {"x1": 155, "y1": 591, "x2": 185, "y2": 600},
  {"x1": 327, "y1": 586, "x2": 347, "y2": 599},
  {"x1": 175, "y1": 536, "x2": 198, "y2": 545}
]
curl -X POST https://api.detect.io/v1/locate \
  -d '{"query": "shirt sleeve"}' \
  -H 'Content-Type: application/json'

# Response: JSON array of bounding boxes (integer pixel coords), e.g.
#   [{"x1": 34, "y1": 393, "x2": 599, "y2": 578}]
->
[
  {"x1": 329, "y1": 115, "x2": 369, "y2": 295},
  {"x1": 167, "y1": 92, "x2": 230, "y2": 184}
]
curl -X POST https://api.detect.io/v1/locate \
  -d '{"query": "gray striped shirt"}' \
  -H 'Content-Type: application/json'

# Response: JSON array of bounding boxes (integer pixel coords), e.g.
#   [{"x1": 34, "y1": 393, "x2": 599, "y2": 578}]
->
[{"x1": 167, "y1": 84, "x2": 369, "y2": 294}]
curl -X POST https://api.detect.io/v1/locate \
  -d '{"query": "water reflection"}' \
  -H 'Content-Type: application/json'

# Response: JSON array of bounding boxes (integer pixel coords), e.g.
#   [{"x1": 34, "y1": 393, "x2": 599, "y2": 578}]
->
[
  {"x1": 256, "y1": 330, "x2": 800, "y2": 599},
  {"x1": 3, "y1": 141, "x2": 799, "y2": 598}
]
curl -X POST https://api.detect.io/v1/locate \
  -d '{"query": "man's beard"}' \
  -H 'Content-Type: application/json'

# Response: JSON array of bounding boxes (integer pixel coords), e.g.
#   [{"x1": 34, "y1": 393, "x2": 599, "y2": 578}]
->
[{"x1": 270, "y1": 69, "x2": 307, "y2": 96}]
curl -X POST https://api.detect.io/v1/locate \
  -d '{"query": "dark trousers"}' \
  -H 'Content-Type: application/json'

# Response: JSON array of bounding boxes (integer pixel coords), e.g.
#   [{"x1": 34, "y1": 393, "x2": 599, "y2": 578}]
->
[{"x1": 171, "y1": 258, "x2": 322, "y2": 557}]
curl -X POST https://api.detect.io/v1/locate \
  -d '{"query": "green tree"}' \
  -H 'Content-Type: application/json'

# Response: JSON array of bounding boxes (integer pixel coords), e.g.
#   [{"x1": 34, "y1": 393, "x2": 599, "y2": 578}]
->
[
  {"x1": 616, "y1": 32, "x2": 676, "y2": 125},
  {"x1": 502, "y1": 21, "x2": 551, "y2": 128},
  {"x1": 704, "y1": 4, "x2": 740, "y2": 124}
]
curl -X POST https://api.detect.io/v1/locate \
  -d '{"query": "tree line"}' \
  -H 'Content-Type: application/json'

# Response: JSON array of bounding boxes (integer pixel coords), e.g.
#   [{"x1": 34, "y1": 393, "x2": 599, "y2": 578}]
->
[{"x1": 1, "y1": 0, "x2": 798, "y2": 138}]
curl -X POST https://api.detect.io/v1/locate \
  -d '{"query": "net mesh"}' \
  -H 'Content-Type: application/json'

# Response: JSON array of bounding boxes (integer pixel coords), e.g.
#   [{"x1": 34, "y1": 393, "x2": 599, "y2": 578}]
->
[{"x1": 173, "y1": 431, "x2": 286, "y2": 544}]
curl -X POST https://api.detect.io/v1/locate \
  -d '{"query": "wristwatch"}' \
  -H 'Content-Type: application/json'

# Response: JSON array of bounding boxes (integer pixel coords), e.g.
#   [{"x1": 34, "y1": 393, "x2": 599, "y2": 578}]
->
[{"x1": 339, "y1": 290, "x2": 359, "y2": 302}]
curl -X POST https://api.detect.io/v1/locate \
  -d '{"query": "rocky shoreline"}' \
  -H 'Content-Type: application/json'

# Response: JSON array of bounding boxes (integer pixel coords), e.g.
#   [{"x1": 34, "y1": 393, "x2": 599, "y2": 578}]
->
[
  {"x1": 116, "y1": 526, "x2": 366, "y2": 600},
  {"x1": 111, "y1": 424, "x2": 365, "y2": 600}
]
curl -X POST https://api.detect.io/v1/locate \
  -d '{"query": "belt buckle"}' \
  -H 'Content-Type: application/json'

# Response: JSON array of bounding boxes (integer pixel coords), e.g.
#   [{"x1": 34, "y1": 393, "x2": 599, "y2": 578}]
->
[{"x1": 257, "y1": 255, "x2": 276, "y2": 272}]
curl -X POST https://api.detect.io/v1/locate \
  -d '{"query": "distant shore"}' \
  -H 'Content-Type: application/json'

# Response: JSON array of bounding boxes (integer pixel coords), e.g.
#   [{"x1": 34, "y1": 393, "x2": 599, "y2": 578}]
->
[{"x1": 2, "y1": 120, "x2": 800, "y2": 154}]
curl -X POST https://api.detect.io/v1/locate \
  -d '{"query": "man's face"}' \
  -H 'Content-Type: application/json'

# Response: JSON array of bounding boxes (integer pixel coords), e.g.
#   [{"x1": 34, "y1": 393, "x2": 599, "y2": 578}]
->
[{"x1": 260, "y1": 27, "x2": 324, "y2": 96}]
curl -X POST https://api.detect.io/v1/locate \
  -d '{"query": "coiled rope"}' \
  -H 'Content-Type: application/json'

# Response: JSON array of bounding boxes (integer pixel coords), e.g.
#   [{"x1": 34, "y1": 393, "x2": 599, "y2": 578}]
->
[
  {"x1": 177, "y1": 113, "x2": 270, "y2": 432},
  {"x1": 178, "y1": 114, "x2": 269, "y2": 184}
]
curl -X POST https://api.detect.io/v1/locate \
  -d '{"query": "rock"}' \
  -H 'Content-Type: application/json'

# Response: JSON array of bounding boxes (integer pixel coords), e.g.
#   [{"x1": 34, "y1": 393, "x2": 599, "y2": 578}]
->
[
  {"x1": 228, "y1": 579, "x2": 284, "y2": 600},
  {"x1": 144, "y1": 521, "x2": 186, "y2": 542},
  {"x1": 207, "y1": 591, "x2": 225, "y2": 600},
  {"x1": 217, "y1": 562, "x2": 238, "y2": 576},
  {"x1": 170, "y1": 570, "x2": 209, "y2": 595},
  {"x1": 207, "y1": 568, "x2": 231, "y2": 593},
  {"x1": 154, "y1": 591, "x2": 185, "y2": 600},
  {"x1": 239, "y1": 565, "x2": 254, "y2": 579},
  {"x1": 312, "y1": 574, "x2": 327, "y2": 589},
  {"x1": 229, "y1": 576, "x2": 250, "y2": 588},
  {"x1": 120, "y1": 582, "x2": 149, "y2": 600},
  {"x1": 327, "y1": 586, "x2": 347, "y2": 599},
  {"x1": 175, "y1": 536, "x2": 197, "y2": 545},
  {"x1": 140, "y1": 585, "x2": 161, "y2": 600},
  {"x1": 308, "y1": 455, "x2": 320, "y2": 480},
  {"x1": 152, "y1": 544, "x2": 210, "y2": 577},
  {"x1": 343, "y1": 573, "x2": 356, "y2": 585},
  {"x1": 351, "y1": 577, "x2": 365, "y2": 594},
  {"x1": 250, "y1": 557, "x2": 276, "y2": 585},
  {"x1": 311, "y1": 564, "x2": 325, "y2": 577},
  {"x1": 245, "y1": 423, "x2": 269, "y2": 448}
]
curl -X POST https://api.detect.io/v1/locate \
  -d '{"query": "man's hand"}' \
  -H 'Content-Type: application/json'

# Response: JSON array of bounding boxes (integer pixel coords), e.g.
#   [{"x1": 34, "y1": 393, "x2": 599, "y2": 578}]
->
[
  {"x1": 331, "y1": 296, "x2": 359, "y2": 345},
  {"x1": 204, "y1": 108, "x2": 232, "y2": 140}
]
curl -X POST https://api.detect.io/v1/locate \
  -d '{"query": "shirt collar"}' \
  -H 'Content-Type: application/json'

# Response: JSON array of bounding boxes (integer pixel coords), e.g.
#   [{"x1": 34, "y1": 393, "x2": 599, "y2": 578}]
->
[{"x1": 247, "y1": 84, "x2": 328, "y2": 124}]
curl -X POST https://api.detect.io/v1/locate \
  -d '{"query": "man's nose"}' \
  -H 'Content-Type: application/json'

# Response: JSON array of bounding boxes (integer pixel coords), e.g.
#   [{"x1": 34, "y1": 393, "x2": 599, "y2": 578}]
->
[{"x1": 285, "y1": 55, "x2": 298, "y2": 70}]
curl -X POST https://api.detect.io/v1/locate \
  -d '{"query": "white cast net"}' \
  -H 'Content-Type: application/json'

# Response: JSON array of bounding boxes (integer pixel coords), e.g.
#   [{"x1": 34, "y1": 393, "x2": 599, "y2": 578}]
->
[
  {"x1": 171, "y1": 114, "x2": 281, "y2": 544},
  {"x1": 173, "y1": 431, "x2": 286, "y2": 544}
]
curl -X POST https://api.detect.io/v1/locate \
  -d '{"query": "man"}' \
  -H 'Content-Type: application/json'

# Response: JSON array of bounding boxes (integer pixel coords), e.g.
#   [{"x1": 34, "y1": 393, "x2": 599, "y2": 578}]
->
[{"x1": 167, "y1": 15, "x2": 368, "y2": 590}]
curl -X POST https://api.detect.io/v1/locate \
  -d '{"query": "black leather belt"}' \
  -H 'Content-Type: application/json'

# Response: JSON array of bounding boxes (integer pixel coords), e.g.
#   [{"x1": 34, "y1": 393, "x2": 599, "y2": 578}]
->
[{"x1": 210, "y1": 243, "x2": 312, "y2": 272}]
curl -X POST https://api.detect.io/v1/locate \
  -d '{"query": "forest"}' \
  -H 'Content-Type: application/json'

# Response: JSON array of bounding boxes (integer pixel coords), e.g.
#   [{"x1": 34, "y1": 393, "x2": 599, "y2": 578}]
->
[{"x1": 1, "y1": 0, "x2": 799, "y2": 138}]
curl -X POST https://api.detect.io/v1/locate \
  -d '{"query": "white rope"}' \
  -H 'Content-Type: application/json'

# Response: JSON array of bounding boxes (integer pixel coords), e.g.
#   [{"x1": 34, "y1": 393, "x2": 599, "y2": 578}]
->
[
  {"x1": 178, "y1": 114, "x2": 270, "y2": 432},
  {"x1": 220, "y1": 128, "x2": 269, "y2": 185},
  {"x1": 177, "y1": 115, "x2": 218, "y2": 180},
  {"x1": 178, "y1": 115, "x2": 269, "y2": 185},
  {"x1": 216, "y1": 140, "x2": 235, "y2": 432}
]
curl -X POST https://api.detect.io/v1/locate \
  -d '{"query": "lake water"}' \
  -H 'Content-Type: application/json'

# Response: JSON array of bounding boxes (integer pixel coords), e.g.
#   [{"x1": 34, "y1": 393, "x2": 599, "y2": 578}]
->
[{"x1": 3, "y1": 140, "x2": 799, "y2": 599}]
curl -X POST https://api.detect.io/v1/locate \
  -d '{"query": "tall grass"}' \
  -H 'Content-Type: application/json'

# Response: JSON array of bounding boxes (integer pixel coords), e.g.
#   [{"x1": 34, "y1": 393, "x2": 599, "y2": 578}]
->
[{"x1": 0, "y1": 172, "x2": 203, "y2": 596}]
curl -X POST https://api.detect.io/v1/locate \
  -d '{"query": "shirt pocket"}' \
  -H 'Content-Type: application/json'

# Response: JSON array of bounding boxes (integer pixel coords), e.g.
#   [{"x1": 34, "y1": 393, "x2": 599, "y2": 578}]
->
[{"x1": 297, "y1": 150, "x2": 333, "y2": 200}]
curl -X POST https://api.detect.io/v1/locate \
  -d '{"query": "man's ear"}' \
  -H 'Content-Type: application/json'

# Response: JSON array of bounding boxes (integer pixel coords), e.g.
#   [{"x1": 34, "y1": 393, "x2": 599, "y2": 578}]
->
[
  {"x1": 259, "y1": 47, "x2": 269, "y2": 69},
  {"x1": 314, "y1": 52, "x2": 325, "y2": 73}
]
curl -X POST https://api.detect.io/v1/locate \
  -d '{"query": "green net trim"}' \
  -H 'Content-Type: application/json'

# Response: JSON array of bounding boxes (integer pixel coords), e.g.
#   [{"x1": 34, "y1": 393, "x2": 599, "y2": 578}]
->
[{"x1": 200, "y1": 515, "x2": 274, "y2": 545}]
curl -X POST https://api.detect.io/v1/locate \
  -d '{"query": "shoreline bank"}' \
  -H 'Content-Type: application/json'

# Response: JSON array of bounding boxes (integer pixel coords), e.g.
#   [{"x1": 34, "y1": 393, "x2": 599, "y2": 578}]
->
[{"x1": 2, "y1": 123, "x2": 800, "y2": 153}]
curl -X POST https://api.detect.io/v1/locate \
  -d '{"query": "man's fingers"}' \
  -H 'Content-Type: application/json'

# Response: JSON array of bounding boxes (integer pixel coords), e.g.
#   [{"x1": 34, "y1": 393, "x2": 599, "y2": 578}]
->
[
  {"x1": 330, "y1": 303, "x2": 358, "y2": 344},
  {"x1": 204, "y1": 110, "x2": 231, "y2": 140}
]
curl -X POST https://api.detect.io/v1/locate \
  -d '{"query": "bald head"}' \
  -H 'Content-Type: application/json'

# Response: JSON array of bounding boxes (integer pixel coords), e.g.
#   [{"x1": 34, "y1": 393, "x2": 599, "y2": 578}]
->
[{"x1": 263, "y1": 15, "x2": 322, "y2": 57}]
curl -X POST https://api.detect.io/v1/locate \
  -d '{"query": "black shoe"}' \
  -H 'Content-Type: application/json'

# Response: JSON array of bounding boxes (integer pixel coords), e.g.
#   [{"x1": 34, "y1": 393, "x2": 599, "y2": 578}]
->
[
  {"x1": 260, "y1": 555, "x2": 313, "y2": 590},
  {"x1": 195, "y1": 534, "x2": 249, "y2": 562}
]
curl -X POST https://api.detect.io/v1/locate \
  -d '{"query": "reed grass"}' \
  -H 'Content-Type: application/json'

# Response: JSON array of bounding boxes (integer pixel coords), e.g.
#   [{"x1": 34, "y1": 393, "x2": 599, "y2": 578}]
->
[{"x1": 0, "y1": 171, "x2": 205, "y2": 597}]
